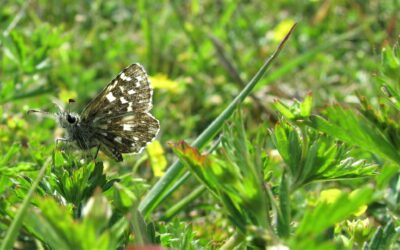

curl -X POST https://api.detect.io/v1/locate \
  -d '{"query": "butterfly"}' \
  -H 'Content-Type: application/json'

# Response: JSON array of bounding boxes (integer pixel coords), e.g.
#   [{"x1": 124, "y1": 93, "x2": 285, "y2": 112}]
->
[{"x1": 29, "y1": 63, "x2": 160, "y2": 162}]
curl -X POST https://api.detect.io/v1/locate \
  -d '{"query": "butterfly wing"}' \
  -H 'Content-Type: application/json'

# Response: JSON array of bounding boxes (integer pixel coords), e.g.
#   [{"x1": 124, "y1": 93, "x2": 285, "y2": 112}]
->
[
  {"x1": 80, "y1": 63, "x2": 159, "y2": 161},
  {"x1": 81, "y1": 63, "x2": 153, "y2": 121},
  {"x1": 93, "y1": 113, "x2": 160, "y2": 161}
]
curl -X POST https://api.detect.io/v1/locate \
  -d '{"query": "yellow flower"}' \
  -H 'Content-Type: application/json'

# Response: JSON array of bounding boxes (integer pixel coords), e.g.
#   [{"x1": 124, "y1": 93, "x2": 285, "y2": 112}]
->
[
  {"x1": 149, "y1": 74, "x2": 183, "y2": 94},
  {"x1": 319, "y1": 188, "x2": 342, "y2": 204},
  {"x1": 147, "y1": 140, "x2": 167, "y2": 177},
  {"x1": 319, "y1": 189, "x2": 367, "y2": 216}
]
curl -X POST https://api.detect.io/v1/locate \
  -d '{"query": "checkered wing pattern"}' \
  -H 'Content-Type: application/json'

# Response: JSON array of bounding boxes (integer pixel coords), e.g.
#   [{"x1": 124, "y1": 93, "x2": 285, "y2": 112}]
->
[{"x1": 80, "y1": 63, "x2": 160, "y2": 161}]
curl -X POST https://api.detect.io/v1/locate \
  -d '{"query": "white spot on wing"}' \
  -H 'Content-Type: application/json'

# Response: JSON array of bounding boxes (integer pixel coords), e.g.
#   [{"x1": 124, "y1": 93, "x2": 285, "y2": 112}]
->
[
  {"x1": 119, "y1": 86, "x2": 125, "y2": 92},
  {"x1": 128, "y1": 89, "x2": 136, "y2": 95},
  {"x1": 114, "y1": 136, "x2": 122, "y2": 143},
  {"x1": 122, "y1": 115, "x2": 135, "y2": 121},
  {"x1": 120, "y1": 72, "x2": 132, "y2": 81},
  {"x1": 123, "y1": 124, "x2": 135, "y2": 131},
  {"x1": 106, "y1": 92, "x2": 116, "y2": 102},
  {"x1": 108, "y1": 80, "x2": 118, "y2": 90},
  {"x1": 133, "y1": 136, "x2": 139, "y2": 141},
  {"x1": 127, "y1": 103, "x2": 133, "y2": 112},
  {"x1": 120, "y1": 97, "x2": 128, "y2": 104},
  {"x1": 136, "y1": 75, "x2": 144, "y2": 82}
]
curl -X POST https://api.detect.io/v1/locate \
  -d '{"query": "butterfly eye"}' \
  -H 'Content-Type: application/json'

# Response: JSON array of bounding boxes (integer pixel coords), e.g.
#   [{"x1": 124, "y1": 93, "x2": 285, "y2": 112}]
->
[{"x1": 67, "y1": 114, "x2": 77, "y2": 124}]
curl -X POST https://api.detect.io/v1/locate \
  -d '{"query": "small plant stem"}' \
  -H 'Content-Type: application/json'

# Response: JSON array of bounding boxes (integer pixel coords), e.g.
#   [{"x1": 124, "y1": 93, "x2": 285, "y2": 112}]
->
[{"x1": 162, "y1": 185, "x2": 206, "y2": 221}]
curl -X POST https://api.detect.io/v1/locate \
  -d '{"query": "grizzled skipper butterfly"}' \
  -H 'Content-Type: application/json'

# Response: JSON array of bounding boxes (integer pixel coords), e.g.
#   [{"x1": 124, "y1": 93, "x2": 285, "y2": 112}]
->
[{"x1": 29, "y1": 63, "x2": 160, "y2": 162}]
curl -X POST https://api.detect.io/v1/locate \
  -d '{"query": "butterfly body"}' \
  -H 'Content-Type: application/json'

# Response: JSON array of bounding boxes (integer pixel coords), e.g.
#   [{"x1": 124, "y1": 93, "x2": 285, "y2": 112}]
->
[
  {"x1": 56, "y1": 112, "x2": 98, "y2": 150},
  {"x1": 32, "y1": 63, "x2": 160, "y2": 162}
]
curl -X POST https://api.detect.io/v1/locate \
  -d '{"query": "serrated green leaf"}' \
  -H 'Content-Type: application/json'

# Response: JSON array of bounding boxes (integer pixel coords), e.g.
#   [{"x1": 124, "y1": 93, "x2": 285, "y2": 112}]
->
[
  {"x1": 364, "y1": 220, "x2": 397, "y2": 250},
  {"x1": 300, "y1": 93, "x2": 313, "y2": 117},
  {"x1": 273, "y1": 101, "x2": 295, "y2": 119}
]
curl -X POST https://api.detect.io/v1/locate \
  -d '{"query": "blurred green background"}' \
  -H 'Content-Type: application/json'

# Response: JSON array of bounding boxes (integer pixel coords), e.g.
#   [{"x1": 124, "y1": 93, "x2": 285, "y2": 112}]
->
[{"x1": 1, "y1": 0, "x2": 400, "y2": 249}]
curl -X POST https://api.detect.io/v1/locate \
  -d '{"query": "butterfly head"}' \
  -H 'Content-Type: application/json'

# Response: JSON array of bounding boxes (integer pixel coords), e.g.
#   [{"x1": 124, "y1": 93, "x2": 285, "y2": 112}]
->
[
  {"x1": 57, "y1": 111, "x2": 80, "y2": 128},
  {"x1": 52, "y1": 100, "x2": 80, "y2": 128},
  {"x1": 28, "y1": 99, "x2": 80, "y2": 128}
]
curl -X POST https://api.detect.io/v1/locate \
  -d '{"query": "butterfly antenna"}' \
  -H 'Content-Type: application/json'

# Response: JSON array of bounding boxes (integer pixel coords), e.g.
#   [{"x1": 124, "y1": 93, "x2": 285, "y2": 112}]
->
[{"x1": 27, "y1": 109, "x2": 53, "y2": 118}]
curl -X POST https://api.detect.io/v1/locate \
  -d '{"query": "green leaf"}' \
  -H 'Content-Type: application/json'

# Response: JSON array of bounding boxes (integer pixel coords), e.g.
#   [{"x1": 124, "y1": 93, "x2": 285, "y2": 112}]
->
[
  {"x1": 24, "y1": 198, "x2": 81, "y2": 249},
  {"x1": 24, "y1": 193, "x2": 125, "y2": 250},
  {"x1": 271, "y1": 122, "x2": 302, "y2": 178},
  {"x1": 308, "y1": 106, "x2": 400, "y2": 165},
  {"x1": 2, "y1": 32, "x2": 26, "y2": 66},
  {"x1": 277, "y1": 173, "x2": 290, "y2": 238},
  {"x1": 273, "y1": 101, "x2": 295, "y2": 119},
  {"x1": 169, "y1": 141, "x2": 219, "y2": 196},
  {"x1": 300, "y1": 140, "x2": 319, "y2": 185},
  {"x1": 296, "y1": 187, "x2": 374, "y2": 237},
  {"x1": 300, "y1": 93, "x2": 313, "y2": 117},
  {"x1": 272, "y1": 121, "x2": 376, "y2": 190},
  {"x1": 273, "y1": 93, "x2": 313, "y2": 120},
  {"x1": 159, "y1": 220, "x2": 204, "y2": 250},
  {"x1": 1, "y1": 158, "x2": 50, "y2": 250},
  {"x1": 364, "y1": 220, "x2": 397, "y2": 250},
  {"x1": 81, "y1": 190, "x2": 112, "y2": 235}
]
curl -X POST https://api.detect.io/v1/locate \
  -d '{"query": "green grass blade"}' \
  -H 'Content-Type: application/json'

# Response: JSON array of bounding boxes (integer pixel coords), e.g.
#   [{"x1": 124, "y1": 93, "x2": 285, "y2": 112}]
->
[
  {"x1": 0, "y1": 86, "x2": 54, "y2": 105},
  {"x1": 162, "y1": 186, "x2": 206, "y2": 221},
  {"x1": 139, "y1": 23, "x2": 297, "y2": 218},
  {"x1": 1, "y1": 157, "x2": 50, "y2": 250}
]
